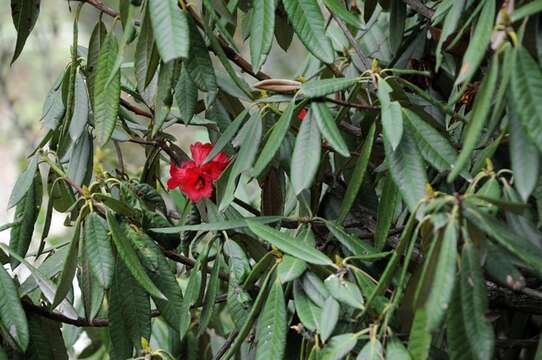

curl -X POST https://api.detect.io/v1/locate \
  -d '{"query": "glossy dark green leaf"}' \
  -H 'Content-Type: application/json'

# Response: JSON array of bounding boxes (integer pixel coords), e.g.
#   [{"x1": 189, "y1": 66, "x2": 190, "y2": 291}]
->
[
  {"x1": 389, "y1": 0, "x2": 406, "y2": 53},
  {"x1": 86, "y1": 20, "x2": 107, "y2": 108},
  {"x1": 250, "y1": 0, "x2": 276, "y2": 73},
  {"x1": 448, "y1": 55, "x2": 498, "y2": 181},
  {"x1": 247, "y1": 221, "x2": 334, "y2": 266},
  {"x1": 293, "y1": 281, "x2": 321, "y2": 331},
  {"x1": 291, "y1": 110, "x2": 321, "y2": 194},
  {"x1": 10, "y1": 0, "x2": 40, "y2": 64},
  {"x1": 135, "y1": 3, "x2": 160, "y2": 95},
  {"x1": 255, "y1": 279, "x2": 287, "y2": 360},
  {"x1": 93, "y1": 33, "x2": 120, "y2": 145},
  {"x1": 282, "y1": 0, "x2": 335, "y2": 64},
  {"x1": 84, "y1": 212, "x2": 114, "y2": 288},
  {"x1": 186, "y1": 17, "x2": 217, "y2": 95},
  {"x1": 148, "y1": 0, "x2": 189, "y2": 62}
]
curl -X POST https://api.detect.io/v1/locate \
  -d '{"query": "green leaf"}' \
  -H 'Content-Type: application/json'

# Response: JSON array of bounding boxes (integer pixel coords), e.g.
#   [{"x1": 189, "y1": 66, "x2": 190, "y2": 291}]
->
[
  {"x1": 84, "y1": 212, "x2": 114, "y2": 288},
  {"x1": 252, "y1": 100, "x2": 295, "y2": 178},
  {"x1": 10, "y1": 0, "x2": 40, "y2": 64},
  {"x1": 69, "y1": 70, "x2": 89, "y2": 141},
  {"x1": 179, "y1": 266, "x2": 202, "y2": 340},
  {"x1": 10, "y1": 175, "x2": 42, "y2": 267},
  {"x1": 291, "y1": 111, "x2": 321, "y2": 194},
  {"x1": 153, "y1": 216, "x2": 281, "y2": 233},
  {"x1": 464, "y1": 206, "x2": 542, "y2": 277},
  {"x1": 485, "y1": 242, "x2": 526, "y2": 290},
  {"x1": 87, "y1": 21, "x2": 107, "y2": 108},
  {"x1": 459, "y1": 242, "x2": 495, "y2": 360},
  {"x1": 510, "y1": 47, "x2": 542, "y2": 152},
  {"x1": 148, "y1": 0, "x2": 189, "y2": 62},
  {"x1": 423, "y1": 219, "x2": 458, "y2": 330},
  {"x1": 247, "y1": 221, "x2": 334, "y2": 266},
  {"x1": 448, "y1": 55, "x2": 498, "y2": 181},
  {"x1": 26, "y1": 313, "x2": 67, "y2": 360},
  {"x1": 174, "y1": 65, "x2": 197, "y2": 124},
  {"x1": 511, "y1": 0, "x2": 542, "y2": 22},
  {"x1": 152, "y1": 60, "x2": 175, "y2": 135},
  {"x1": 455, "y1": 0, "x2": 495, "y2": 86},
  {"x1": 198, "y1": 253, "x2": 221, "y2": 335},
  {"x1": 93, "y1": 33, "x2": 121, "y2": 145},
  {"x1": 357, "y1": 339, "x2": 383, "y2": 360},
  {"x1": 255, "y1": 279, "x2": 287, "y2": 360},
  {"x1": 135, "y1": 3, "x2": 160, "y2": 95},
  {"x1": 320, "y1": 333, "x2": 358, "y2": 360},
  {"x1": 323, "y1": 0, "x2": 362, "y2": 29},
  {"x1": 8, "y1": 155, "x2": 38, "y2": 209},
  {"x1": 386, "y1": 338, "x2": 411, "y2": 360},
  {"x1": 378, "y1": 78, "x2": 403, "y2": 150},
  {"x1": 0, "y1": 264, "x2": 29, "y2": 351},
  {"x1": 403, "y1": 109, "x2": 464, "y2": 176},
  {"x1": 300, "y1": 77, "x2": 358, "y2": 98},
  {"x1": 435, "y1": 0, "x2": 467, "y2": 69},
  {"x1": 374, "y1": 176, "x2": 399, "y2": 250},
  {"x1": 293, "y1": 281, "x2": 321, "y2": 331},
  {"x1": 205, "y1": 109, "x2": 248, "y2": 163},
  {"x1": 250, "y1": 0, "x2": 276, "y2": 73},
  {"x1": 311, "y1": 101, "x2": 350, "y2": 157},
  {"x1": 389, "y1": 0, "x2": 406, "y2": 53},
  {"x1": 186, "y1": 17, "x2": 217, "y2": 94},
  {"x1": 109, "y1": 257, "x2": 151, "y2": 358},
  {"x1": 408, "y1": 309, "x2": 431, "y2": 360},
  {"x1": 219, "y1": 111, "x2": 263, "y2": 211},
  {"x1": 52, "y1": 219, "x2": 81, "y2": 308},
  {"x1": 282, "y1": 0, "x2": 335, "y2": 64},
  {"x1": 107, "y1": 212, "x2": 166, "y2": 300},
  {"x1": 385, "y1": 131, "x2": 427, "y2": 212},
  {"x1": 318, "y1": 297, "x2": 340, "y2": 343},
  {"x1": 325, "y1": 221, "x2": 378, "y2": 257},
  {"x1": 324, "y1": 274, "x2": 364, "y2": 309},
  {"x1": 337, "y1": 123, "x2": 375, "y2": 223},
  {"x1": 509, "y1": 109, "x2": 539, "y2": 201},
  {"x1": 277, "y1": 255, "x2": 307, "y2": 283}
]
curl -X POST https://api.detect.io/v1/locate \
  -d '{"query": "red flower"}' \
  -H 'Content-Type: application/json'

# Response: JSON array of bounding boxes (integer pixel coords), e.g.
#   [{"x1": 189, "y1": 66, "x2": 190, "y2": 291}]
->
[
  {"x1": 167, "y1": 142, "x2": 230, "y2": 202},
  {"x1": 297, "y1": 108, "x2": 308, "y2": 121}
]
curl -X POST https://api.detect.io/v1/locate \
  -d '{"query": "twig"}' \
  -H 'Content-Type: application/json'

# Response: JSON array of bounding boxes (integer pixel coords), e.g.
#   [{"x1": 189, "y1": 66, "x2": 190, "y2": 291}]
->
[
  {"x1": 162, "y1": 249, "x2": 230, "y2": 282},
  {"x1": 120, "y1": 98, "x2": 152, "y2": 118},
  {"x1": 329, "y1": 11, "x2": 371, "y2": 69},
  {"x1": 113, "y1": 141, "x2": 125, "y2": 175}
]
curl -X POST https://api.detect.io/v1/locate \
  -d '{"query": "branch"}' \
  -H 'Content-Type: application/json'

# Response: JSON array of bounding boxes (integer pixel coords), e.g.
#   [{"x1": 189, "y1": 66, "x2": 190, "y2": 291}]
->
[{"x1": 162, "y1": 249, "x2": 230, "y2": 282}]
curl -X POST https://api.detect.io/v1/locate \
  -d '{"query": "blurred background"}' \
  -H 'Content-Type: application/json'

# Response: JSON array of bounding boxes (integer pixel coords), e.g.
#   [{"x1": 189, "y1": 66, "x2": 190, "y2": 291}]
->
[{"x1": 0, "y1": 0, "x2": 302, "y2": 244}]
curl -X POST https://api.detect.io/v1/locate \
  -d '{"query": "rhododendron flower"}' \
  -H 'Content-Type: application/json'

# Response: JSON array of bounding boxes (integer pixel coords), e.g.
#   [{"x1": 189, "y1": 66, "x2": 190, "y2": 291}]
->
[
  {"x1": 297, "y1": 108, "x2": 308, "y2": 121},
  {"x1": 167, "y1": 142, "x2": 229, "y2": 202}
]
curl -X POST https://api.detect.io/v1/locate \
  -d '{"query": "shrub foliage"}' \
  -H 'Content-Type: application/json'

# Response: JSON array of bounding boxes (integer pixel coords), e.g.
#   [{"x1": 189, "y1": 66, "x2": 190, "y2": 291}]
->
[{"x1": 3, "y1": 0, "x2": 542, "y2": 359}]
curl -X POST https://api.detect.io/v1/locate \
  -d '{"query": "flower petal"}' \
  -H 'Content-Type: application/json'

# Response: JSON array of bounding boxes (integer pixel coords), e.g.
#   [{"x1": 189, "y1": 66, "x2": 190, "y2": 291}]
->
[{"x1": 190, "y1": 142, "x2": 213, "y2": 166}]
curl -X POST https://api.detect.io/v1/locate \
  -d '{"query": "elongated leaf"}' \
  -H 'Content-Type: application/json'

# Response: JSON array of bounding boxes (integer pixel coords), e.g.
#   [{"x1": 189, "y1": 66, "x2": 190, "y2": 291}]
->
[
  {"x1": 152, "y1": 60, "x2": 175, "y2": 134},
  {"x1": 252, "y1": 100, "x2": 295, "y2": 178},
  {"x1": 84, "y1": 212, "x2": 114, "y2": 288},
  {"x1": 10, "y1": 175, "x2": 42, "y2": 267},
  {"x1": 320, "y1": 333, "x2": 358, "y2": 360},
  {"x1": 278, "y1": 255, "x2": 307, "y2": 283},
  {"x1": 448, "y1": 55, "x2": 498, "y2": 181},
  {"x1": 8, "y1": 155, "x2": 38, "y2": 209},
  {"x1": 324, "y1": 274, "x2": 364, "y2": 309},
  {"x1": 404, "y1": 109, "x2": 463, "y2": 175},
  {"x1": 247, "y1": 221, "x2": 334, "y2": 266},
  {"x1": 408, "y1": 309, "x2": 431, "y2": 360},
  {"x1": 0, "y1": 264, "x2": 29, "y2": 351},
  {"x1": 135, "y1": 3, "x2": 159, "y2": 95},
  {"x1": 325, "y1": 221, "x2": 378, "y2": 257},
  {"x1": 385, "y1": 131, "x2": 427, "y2": 212},
  {"x1": 386, "y1": 338, "x2": 411, "y2": 360},
  {"x1": 511, "y1": 0, "x2": 542, "y2": 22},
  {"x1": 255, "y1": 279, "x2": 287, "y2": 360},
  {"x1": 107, "y1": 213, "x2": 166, "y2": 299},
  {"x1": 510, "y1": 47, "x2": 542, "y2": 152},
  {"x1": 337, "y1": 123, "x2": 375, "y2": 223},
  {"x1": 389, "y1": 0, "x2": 406, "y2": 53},
  {"x1": 186, "y1": 17, "x2": 217, "y2": 94},
  {"x1": 459, "y1": 242, "x2": 494, "y2": 360},
  {"x1": 378, "y1": 78, "x2": 403, "y2": 150},
  {"x1": 148, "y1": 0, "x2": 189, "y2": 62},
  {"x1": 94, "y1": 34, "x2": 120, "y2": 145},
  {"x1": 291, "y1": 111, "x2": 321, "y2": 194},
  {"x1": 323, "y1": 0, "x2": 362, "y2": 29},
  {"x1": 198, "y1": 254, "x2": 221, "y2": 335},
  {"x1": 87, "y1": 21, "x2": 107, "y2": 108},
  {"x1": 205, "y1": 109, "x2": 248, "y2": 163},
  {"x1": 69, "y1": 70, "x2": 89, "y2": 141},
  {"x1": 179, "y1": 266, "x2": 202, "y2": 340},
  {"x1": 374, "y1": 176, "x2": 399, "y2": 250},
  {"x1": 300, "y1": 77, "x2": 358, "y2": 98},
  {"x1": 293, "y1": 281, "x2": 321, "y2": 331},
  {"x1": 52, "y1": 220, "x2": 81, "y2": 308},
  {"x1": 318, "y1": 297, "x2": 340, "y2": 343},
  {"x1": 282, "y1": 0, "x2": 335, "y2": 64},
  {"x1": 250, "y1": 0, "x2": 276, "y2": 72},
  {"x1": 10, "y1": 0, "x2": 40, "y2": 64},
  {"x1": 153, "y1": 216, "x2": 282, "y2": 233},
  {"x1": 311, "y1": 101, "x2": 349, "y2": 157},
  {"x1": 455, "y1": 0, "x2": 495, "y2": 86},
  {"x1": 435, "y1": 0, "x2": 467, "y2": 69},
  {"x1": 357, "y1": 339, "x2": 383, "y2": 360}
]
